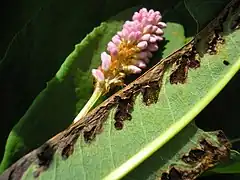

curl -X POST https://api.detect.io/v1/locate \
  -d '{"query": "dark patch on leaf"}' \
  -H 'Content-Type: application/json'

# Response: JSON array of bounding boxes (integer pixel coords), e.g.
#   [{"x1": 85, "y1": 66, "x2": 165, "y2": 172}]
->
[
  {"x1": 170, "y1": 44, "x2": 200, "y2": 84},
  {"x1": 36, "y1": 143, "x2": 54, "y2": 168},
  {"x1": 188, "y1": 59, "x2": 200, "y2": 69},
  {"x1": 114, "y1": 121, "x2": 124, "y2": 130},
  {"x1": 170, "y1": 57, "x2": 189, "y2": 84},
  {"x1": 162, "y1": 167, "x2": 183, "y2": 180},
  {"x1": 114, "y1": 94, "x2": 135, "y2": 129},
  {"x1": 142, "y1": 81, "x2": 161, "y2": 105},
  {"x1": 161, "y1": 131, "x2": 231, "y2": 180},
  {"x1": 61, "y1": 134, "x2": 79, "y2": 160},
  {"x1": 223, "y1": 60, "x2": 230, "y2": 65},
  {"x1": 216, "y1": 130, "x2": 232, "y2": 149},
  {"x1": 182, "y1": 149, "x2": 205, "y2": 164},
  {"x1": 206, "y1": 29, "x2": 225, "y2": 55},
  {"x1": 33, "y1": 143, "x2": 55, "y2": 177},
  {"x1": 83, "y1": 126, "x2": 98, "y2": 142}
]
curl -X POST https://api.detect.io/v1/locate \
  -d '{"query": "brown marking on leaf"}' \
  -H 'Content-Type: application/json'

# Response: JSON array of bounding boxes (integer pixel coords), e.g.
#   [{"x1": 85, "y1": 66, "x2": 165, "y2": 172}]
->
[
  {"x1": 1, "y1": 1, "x2": 239, "y2": 179},
  {"x1": 33, "y1": 143, "x2": 55, "y2": 178},
  {"x1": 217, "y1": 130, "x2": 232, "y2": 149},
  {"x1": 161, "y1": 131, "x2": 231, "y2": 180},
  {"x1": 206, "y1": 29, "x2": 225, "y2": 55},
  {"x1": 61, "y1": 134, "x2": 79, "y2": 160},
  {"x1": 223, "y1": 60, "x2": 230, "y2": 66},
  {"x1": 182, "y1": 149, "x2": 206, "y2": 165},
  {"x1": 141, "y1": 81, "x2": 161, "y2": 105},
  {"x1": 170, "y1": 57, "x2": 189, "y2": 84},
  {"x1": 114, "y1": 94, "x2": 135, "y2": 129},
  {"x1": 169, "y1": 0, "x2": 239, "y2": 85},
  {"x1": 170, "y1": 43, "x2": 200, "y2": 84}
]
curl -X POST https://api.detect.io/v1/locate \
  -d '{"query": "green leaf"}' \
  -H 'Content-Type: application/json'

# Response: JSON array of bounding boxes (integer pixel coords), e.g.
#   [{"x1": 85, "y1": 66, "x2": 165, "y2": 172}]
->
[
  {"x1": 1, "y1": 0, "x2": 239, "y2": 179},
  {"x1": 0, "y1": 0, "x2": 197, "y2": 171},
  {"x1": 123, "y1": 122, "x2": 231, "y2": 180}
]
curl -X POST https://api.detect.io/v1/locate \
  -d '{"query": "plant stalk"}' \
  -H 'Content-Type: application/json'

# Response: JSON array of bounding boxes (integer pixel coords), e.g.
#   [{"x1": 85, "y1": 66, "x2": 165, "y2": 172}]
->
[{"x1": 73, "y1": 84, "x2": 103, "y2": 123}]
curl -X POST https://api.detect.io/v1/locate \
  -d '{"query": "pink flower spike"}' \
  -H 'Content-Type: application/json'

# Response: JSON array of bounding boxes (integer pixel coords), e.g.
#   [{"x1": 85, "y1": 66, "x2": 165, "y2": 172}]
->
[
  {"x1": 140, "y1": 8, "x2": 147, "y2": 14},
  {"x1": 143, "y1": 57, "x2": 150, "y2": 63},
  {"x1": 149, "y1": 36, "x2": 157, "y2": 43},
  {"x1": 155, "y1": 15, "x2": 162, "y2": 22},
  {"x1": 156, "y1": 28, "x2": 163, "y2": 35},
  {"x1": 107, "y1": 42, "x2": 118, "y2": 55},
  {"x1": 149, "y1": 9, "x2": 154, "y2": 14},
  {"x1": 101, "y1": 52, "x2": 111, "y2": 71},
  {"x1": 137, "y1": 41, "x2": 148, "y2": 49},
  {"x1": 135, "y1": 60, "x2": 147, "y2": 68},
  {"x1": 137, "y1": 51, "x2": 148, "y2": 59},
  {"x1": 117, "y1": 31, "x2": 122, "y2": 37},
  {"x1": 128, "y1": 32, "x2": 137, "y2": 41},
  {"x1": 158, "y1": 22, "x2": 167, "y2": 28},
  {"x1": 112, "y1": 35, "x2": 121, "y2": 45},
  {"x1": 143, "y1": 24, "x2": 153, "y2": 33},
  {"x1": 107, "y1": 41, "x2": 117, "y2": 50},
  {"x1": 147, "y1": 51, "x2": 153, "y2": 58},
  {"x1": 141, "y1": 34, "x2": 151, "y2": 41},
  {"x1": 127, "y1": 65, "x2": 142, "y2": 74},
  {"x1": 148, "y1": 43, "x2": 159, "y2": 51},
  {"x1": 92, "y1": 69, "x2": 105, "y2": 82},
  {"x1": 152, "y1": 25, "x2": 158, "y2": 32}
]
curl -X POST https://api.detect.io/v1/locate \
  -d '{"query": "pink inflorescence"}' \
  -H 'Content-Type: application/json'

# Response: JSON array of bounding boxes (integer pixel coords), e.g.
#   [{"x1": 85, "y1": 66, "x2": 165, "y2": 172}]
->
[{"x1": 92, "y1": 8, "x2": 167, "y2": 92}]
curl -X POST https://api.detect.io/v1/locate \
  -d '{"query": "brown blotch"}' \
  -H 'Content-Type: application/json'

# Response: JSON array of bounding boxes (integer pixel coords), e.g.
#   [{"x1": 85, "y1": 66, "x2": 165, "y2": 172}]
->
[
  {"x1": 161, "y1": 131, "x2": 231, "y2": 180},
  {"x1": 33, "y1": 143, "x2": 55, "y2": 177},
  {"x1": 114, "y1": 94, "x2": 135, "y2": 130},
  {"x1": 142, "y1": 81, "x2": 161, "y2": 105},
  {"x1": 61, "y1": 134, "x2": 79, "y2": 160},
  {"x1": 217, "y1": 130, "x2": 232, "y2": 148},
  {"x1": 207, "y1": 29, "x2": 225, "y2": 55},
  {"x1": 223, "y1": 60, "x2": 230, "y2": 66},
  {"x1": 170, "y1": 45, "x2": 200, "y2": 85},
  {"x1": 83, "y1": 126, "x2": 98, "y2": 142},
  {"x1": 161, "y1": 167, "x2": 183, "y2": 180},
  {"x1": 170, "y1": 57, "x2": 189, "y2": 84},
  {"x1": 182, "y1": 149, "x2": 206, "y2": 164}
]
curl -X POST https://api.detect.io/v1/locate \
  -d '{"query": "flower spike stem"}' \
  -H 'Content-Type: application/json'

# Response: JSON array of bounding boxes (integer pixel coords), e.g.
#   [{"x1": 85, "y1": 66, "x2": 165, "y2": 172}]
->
[{"x1": 73, "y1": 84, "x2": 103, "y2": 123}]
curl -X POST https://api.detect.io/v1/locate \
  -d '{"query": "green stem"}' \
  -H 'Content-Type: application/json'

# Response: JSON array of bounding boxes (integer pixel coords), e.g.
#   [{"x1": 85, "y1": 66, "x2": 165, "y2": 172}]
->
[{"x1": 73, "y1": 84, "x2": 103, "y2": 123}]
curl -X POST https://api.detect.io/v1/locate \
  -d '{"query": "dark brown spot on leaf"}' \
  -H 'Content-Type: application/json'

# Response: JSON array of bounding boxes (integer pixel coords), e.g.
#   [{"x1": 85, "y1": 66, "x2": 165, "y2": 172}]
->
[
  {"x1": 114, "y1": 121, "x2": 124, "y2": 130},
  {"x1": 207, "y1": 29, "x2": 225, "y2": 55},
  {"x1": 33, "y1": 143, "x2": 55, "y2": 177},
  {"x1": 84, "y1": 126, "x2": 98, "y2": 142},
  {"x1": 168, "y1": 167, "x2": 183, "y2": 180},
  {"x1": 223, "y1": 60, "x2": 230, "y2": 65},
  {"x1": 217, "y1": 130, "x2": 232, "y2": 149},
  {"x1": 182, "y1": 149, "x2": 206, "y2": 164},
  {"x1": 142, "y1": 81, "x2": 161, "y2": 105},
  {"x1": 61, "y1": 134, "x2": 79, "y2": 160},
  {"x1": 188, "y1": 59, "x2": 200, "y2": 69},
  {"x1": 114, "y1": 94, "x2": 135, "y2": 129},
  {"x1": 170, "y1": 58, "x2": 189, "y2": 84}
]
